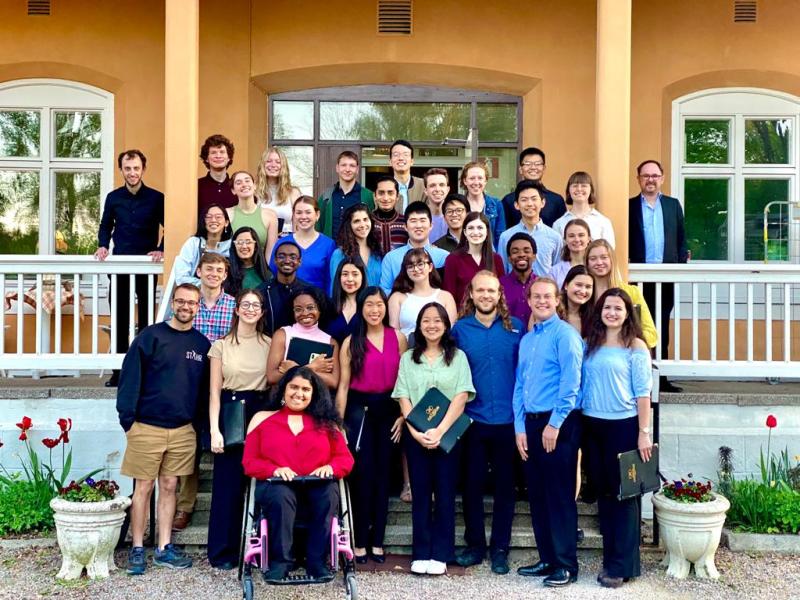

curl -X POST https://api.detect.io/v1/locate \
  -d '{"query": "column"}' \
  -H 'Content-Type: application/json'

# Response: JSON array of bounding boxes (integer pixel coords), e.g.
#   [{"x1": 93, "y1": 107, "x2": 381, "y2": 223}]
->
[
  {"x1": 595, "y1": 0, "x2": 632, "y2": 274},
  {"x1": 164, "y1": 0, "x2": 199, "y2": 277}
]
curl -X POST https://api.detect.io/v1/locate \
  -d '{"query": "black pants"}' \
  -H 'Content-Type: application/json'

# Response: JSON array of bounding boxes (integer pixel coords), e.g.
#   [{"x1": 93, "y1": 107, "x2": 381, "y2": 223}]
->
[
  {"x1": 582, "y1": 415, "x2": 642, "y2": 579},
  {"x1": 255, "y1": 479, "x2": 339, "y2": 572},
  {"x1": 207, "y1": 390, "x2": 266, "y2": 566},
  {"x1": 524, "y1": 410, "x2": 580, "y2": 574},
  {"x1": 344, "y1": 391, "x2": 397, "y2": 549},
  {"x1": 461, "y1": 421, "x2": 516, "y2": 553},
  {"x1": 111, "y1": 272, "x2": 153, "y2": 364},
  {"x1": 642, "y1": 281, "x2": 675, "y2": 361},
  {"x1": 404, "y1": 430, "x2": 460, "y2": 562}
]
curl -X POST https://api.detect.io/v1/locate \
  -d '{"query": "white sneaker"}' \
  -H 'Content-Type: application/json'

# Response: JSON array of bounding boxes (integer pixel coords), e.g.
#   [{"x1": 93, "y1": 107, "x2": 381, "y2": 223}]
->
[
  {"x1": 427, "y1": 560, "x2": 447, "y2": 575},
  {"x1": 411, "y1": 560, "x2": 430, "y2": 574}
]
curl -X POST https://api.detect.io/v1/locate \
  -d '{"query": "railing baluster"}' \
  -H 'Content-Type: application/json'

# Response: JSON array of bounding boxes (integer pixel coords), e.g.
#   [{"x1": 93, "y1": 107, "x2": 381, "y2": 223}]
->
[
  {"x1": 746, "y1": 283, "x2": 754, "y2": 362},
  {"x1": 0, "y1": 274, "x2": 5, "y2": 356},
  {"x1": 35, "y1": 274, "x2": 42, "y2": 355},
  {"x1": 16, "y1": 274, "x2": 23, "y2": 354},
  {"x1": 710, "y1": 283, "x2": 717, "y2": 362},
  {"x1": 691, "y1": 282, "x2": 698, "y2": 362},
  {"x1": 148, "y1": 274, "x2": 155, "y2": 325},
  {"x1": 92, "y1": 274, "x2": 99, "y2": 355},
  {"x1": 110, "y1": 274, "x2": 117, "y2": 353},
  {"x1": 673, "y1": 282, "x2": 681, "y2": 361},
  {"x1": 129, "y1": 274, "x2": 135, "y2": 345},
  {"x1": 728, "y1": 282, "x2": 735, "y2": 361},
  {"x1": 784, "y1": 283, "x2": 791, "y2": 362},
  {"x1": 73, "y1": 274, "x2": 80, "y2": 355},
  {"x1": 54, "y1": 273, "x2": 62, "y2": 355},
  {"x1": 655, "y1": 282, "x2": 662, "y2": 360},
  {"x1": 765, "y1": 283, "x2": 772, "y2": 362}
]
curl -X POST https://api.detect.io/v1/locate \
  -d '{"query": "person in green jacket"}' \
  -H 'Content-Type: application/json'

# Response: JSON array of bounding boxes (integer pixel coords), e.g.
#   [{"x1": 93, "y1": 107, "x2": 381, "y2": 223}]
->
[{"x1": 317, "y1": 150, "x2": 375, "y2": 239}]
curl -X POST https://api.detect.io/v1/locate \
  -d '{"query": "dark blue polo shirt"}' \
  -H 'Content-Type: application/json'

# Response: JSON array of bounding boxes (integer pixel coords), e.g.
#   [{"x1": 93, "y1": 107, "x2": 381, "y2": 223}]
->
[{"x1": 98, "y1": 183, "x2": 164, "y2": 255}]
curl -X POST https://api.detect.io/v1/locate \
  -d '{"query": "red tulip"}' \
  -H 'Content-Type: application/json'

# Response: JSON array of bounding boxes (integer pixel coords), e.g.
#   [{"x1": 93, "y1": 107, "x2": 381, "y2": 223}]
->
[
  {"x1": 57, "y1": 418, "x2": 72, "y2": 433},
  {"x1": 41, "y1": 437, "x2": 61, "y2": 449},
  {"x1": 766, "y1": 414, "x2": 777, "y2": 429},
  {"x1": 18, "y1": 431, "x2": 27, "y2": 441},
  {"x1": 16, "y1": 416, "x2": 32, "y2": 432}
]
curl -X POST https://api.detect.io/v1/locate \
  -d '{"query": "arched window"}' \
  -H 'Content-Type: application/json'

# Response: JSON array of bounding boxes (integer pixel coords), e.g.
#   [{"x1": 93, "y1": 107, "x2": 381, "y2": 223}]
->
[{"x1": 0, "y1": 79, "x2": 114, "y2": 255}]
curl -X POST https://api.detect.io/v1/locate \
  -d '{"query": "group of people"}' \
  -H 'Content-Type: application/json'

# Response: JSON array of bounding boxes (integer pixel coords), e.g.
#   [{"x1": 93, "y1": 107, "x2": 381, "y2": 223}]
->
[{"x1": 104, "y1": 134, "x2": 688, "y2": 588}]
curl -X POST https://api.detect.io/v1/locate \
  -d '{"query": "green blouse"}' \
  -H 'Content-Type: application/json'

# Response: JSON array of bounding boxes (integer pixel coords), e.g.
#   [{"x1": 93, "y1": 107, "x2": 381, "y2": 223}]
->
[{"x1": 392, "y1": 348, "x2": 475, "y2": 407}]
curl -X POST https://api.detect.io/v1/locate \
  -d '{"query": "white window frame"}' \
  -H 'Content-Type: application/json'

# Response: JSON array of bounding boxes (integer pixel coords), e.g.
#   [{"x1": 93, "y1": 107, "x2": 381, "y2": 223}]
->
[
  {"x1": 672, "y1": 87, "x2": 800, "y2": 263},
  {"x1": 0, "y1": 78, "x2": 114, "y2": 255}
]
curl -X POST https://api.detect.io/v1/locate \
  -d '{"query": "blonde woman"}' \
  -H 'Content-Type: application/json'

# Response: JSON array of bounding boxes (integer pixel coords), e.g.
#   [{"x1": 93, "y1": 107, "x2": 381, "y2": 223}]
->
[{"x1": 255, "y1": 146, "x2": 302, "y2": 235}]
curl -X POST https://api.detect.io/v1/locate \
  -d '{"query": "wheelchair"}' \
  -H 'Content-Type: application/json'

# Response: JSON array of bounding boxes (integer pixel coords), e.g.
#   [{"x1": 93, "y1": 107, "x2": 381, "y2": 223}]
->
[{"x1": 238, "y1": 475, "x2": 358, "y2": 600}]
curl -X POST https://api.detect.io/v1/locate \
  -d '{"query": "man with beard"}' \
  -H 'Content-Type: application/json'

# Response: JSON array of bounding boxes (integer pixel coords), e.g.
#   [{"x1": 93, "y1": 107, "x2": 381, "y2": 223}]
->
[
  {"x1": 117, "y1": 283, "x2": 211, "y2": 576},
  {"x1": 500, "y1": 233, "x2": 538, "y2": 327},
  {"x1": 452, "y1": 271, "x2": 524, "y2": 575}
]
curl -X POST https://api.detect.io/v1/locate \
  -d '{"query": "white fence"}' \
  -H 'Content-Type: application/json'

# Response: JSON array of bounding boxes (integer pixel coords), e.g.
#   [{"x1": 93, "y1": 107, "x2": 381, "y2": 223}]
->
[
  {"x1": 0, "y1": 255, "x2": 163, "y2": 373},
  {"x1": 629, "y1": 263, "x2": 800, "y2": 379}
]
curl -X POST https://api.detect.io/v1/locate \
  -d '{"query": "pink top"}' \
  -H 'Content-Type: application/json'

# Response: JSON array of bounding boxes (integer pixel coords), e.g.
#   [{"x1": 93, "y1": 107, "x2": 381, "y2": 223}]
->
[
  {"x1": 282, "y1": 323, "x2": 332, "y2": 359},
  {"x1": 350, "y1": 326, "x2": 401, "y2": 394}
]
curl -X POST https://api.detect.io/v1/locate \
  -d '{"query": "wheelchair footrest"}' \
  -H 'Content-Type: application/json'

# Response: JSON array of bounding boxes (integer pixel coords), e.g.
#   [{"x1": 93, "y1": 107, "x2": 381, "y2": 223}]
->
[{"x1": 264, "y1": 572, "x2": 335, "y2": 585}]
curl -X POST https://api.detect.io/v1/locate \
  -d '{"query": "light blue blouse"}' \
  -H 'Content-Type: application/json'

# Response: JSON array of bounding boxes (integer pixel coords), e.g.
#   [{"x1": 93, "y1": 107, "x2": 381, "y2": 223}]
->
[
  {"x1": 580, "y1": 346, "x2": 652, "y2": 420},
  {"x1": 328, "y1": 248, "x2": 382, "y2": 295}
]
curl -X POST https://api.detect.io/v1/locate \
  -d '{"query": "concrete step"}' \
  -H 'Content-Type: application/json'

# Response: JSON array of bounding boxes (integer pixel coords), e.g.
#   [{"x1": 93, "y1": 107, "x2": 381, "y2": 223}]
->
[
  {"x1": 384, "y1": 511, "x2": 599, "y2": 530},
  {"x1": 387, "y1": 497, "x2": 598, "y2": 516}
]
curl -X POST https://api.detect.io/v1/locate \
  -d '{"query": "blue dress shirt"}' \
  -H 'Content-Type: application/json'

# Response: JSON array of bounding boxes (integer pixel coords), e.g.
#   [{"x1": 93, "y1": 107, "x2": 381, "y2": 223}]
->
[
  {"x1": 641, "y1": 194, "x2": 665, "y2": 264},
  {"x1": 379, "y1": 242, "x2": 450, "y2": 293},
  {"x1": 452, "y1": 314, "x2": 524, "y2": 425},
  {"x1": 498, "y1": 220, "x2": 563, "y2": 277},
  {"x1": 512, "y1": 314, "x2": 583, "y2": 433}
]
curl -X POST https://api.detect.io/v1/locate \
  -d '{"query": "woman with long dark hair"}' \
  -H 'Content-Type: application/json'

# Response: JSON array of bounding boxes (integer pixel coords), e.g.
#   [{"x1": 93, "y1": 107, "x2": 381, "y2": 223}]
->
[
  {"x1": 328, "y1": 258, "x2": 366, "y2": 345},
  {"x1": 174, "y1": 203, "x2": 232, "y2": 286},
  {"x1": 336, "y1": 287, "x2": 407, "y2": 564},
  {"x1": 392, "y1": 302, "x2": 475, "y2": 576},
  {"x1": 442, "y1": 211, "x2": 504, "y2": 308},
  {"x1": 225, "y1": 226, "x2": 272, "y2": 297},
  {"x1": 206, "y1": 288, "x2": 271, "y2": 569},
  {"x1": 557, "y1": 265, "x2": 595, "y2": 336},
  {"x1": 581, "y1": 288, "x2": 653, "y2": 588},
  {"x1": 329, "y1": 203, "x2": 383, "y2": 293},
  {"x1": 243, "y1": 367, "x2": 353, "y2": 582}
]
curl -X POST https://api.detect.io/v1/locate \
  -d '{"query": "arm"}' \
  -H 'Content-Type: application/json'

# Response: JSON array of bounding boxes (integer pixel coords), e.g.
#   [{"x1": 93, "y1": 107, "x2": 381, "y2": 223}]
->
[
  {"x1": 493, "y1": 201, "x2": 506, "y2": 250},
  {"x1": 388, "y1": 292, "x2": 403, "y2": 330},
  {"x1": 379, "y1": 254, "x2": 395, "y2": 294},
  {"x1": 116, "y1": 335, "x2": 145, "y2": 431},
  {"x1": 675, "y1": 199, "x2": 689, "y2": 263},
  {"x1": 262, "y1": 207, "x2": 279, "y2": 259},
  {"x1": 208, "y1": 354, "x2": 224, "y2": 453},
  {"x1": 549, "y1": 328, "x2": 583, "y2": 430},
  {"x1": 603, "y1": 215, "x2": 617, "y2": 249},
  {"x1": 242, "y1": 420, "x2": 281, "y2": 480},
  {"x1": 335, "y1": 336, "x2": 352, "y2": 419},
  {"x1": 628, "y1": 286, "x2": 658, "y2": 349},
  {"x1": 173, "y1": 237, "x2": 202, "y2": 286},
  {"x1": 329, "y1": 251, "x2": 342, "y2": 296},
  {"x1": 327, "y1": 429, "x2": 355, "y2": 478},
  {"x1": 308, "y1": 338, "x2": 340, "y2": 389},
  {"x1": 440, "y1": 290, "x2": 458, "y2": 326},
  {"x1": 96, "y1": 195, "x2": 114, "y2": 259},
  {"x1": 423, "y1": 391, "x2": 467, "y2": 448},
  {"x1": 266, "y1": 328, "x2": 290, "y2": 384}
]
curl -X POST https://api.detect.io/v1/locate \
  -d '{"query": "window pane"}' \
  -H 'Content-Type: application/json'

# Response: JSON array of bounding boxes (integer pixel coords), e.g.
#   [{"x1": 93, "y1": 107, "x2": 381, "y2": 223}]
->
[
  {"x1": 320, "y1": 102, "x2": 470, "y2": 141},
  {"x1": 0, "y1": 170, "x2": 39, "y2": 254},
  {"x1": 476, "y1": 104, "x2": 517, "y2": 143},
  {"x1": 477, "y1": 148, "x2": 519, "y2": 199},
  {"x1": 0, "y1": 111, "x2": 40, "y2": 158},
  {"x1": 272, "y1": 101, "x2": 314, "y2": 140},
  {"x1": 282, "y1": 146, "x2": 314, "y2": 196},
  {"x1": 745, "y1": 179, "x2": 789, "y2": 261},
  {"x1": 684, "y1": 120, "x2": 729, "y2": 164},
  {"x1": 55, "y1": 171, "x2": 101, "y2": 255},
  {"x1": 684, "y1": 178, "x2": 728, "y2": 261},
  {"x1": 745, "y1": 119, "x2": 791, "y2": 164},
  {"x1": 54, "y1": 111, "x2": 101, "y2": 159}
]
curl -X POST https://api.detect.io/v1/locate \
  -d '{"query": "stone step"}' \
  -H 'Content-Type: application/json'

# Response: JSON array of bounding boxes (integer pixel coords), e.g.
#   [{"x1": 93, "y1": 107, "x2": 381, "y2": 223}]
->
[
  {"x1": 384, "y1": 511, "x2": 600, "y2": 530},
  {"x1": 386, "y1": 497, "x2": 598, "y2": 516}
]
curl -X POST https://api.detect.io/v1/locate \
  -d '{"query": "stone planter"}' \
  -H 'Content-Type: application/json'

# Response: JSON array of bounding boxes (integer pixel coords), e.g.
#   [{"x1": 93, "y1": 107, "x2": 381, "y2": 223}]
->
[
  {"x1": 50, "y1": 495, "x2": 131, "y2": 580},
  {"x1": 652, "y1": 491, "x2": 730, "y2": 579}
]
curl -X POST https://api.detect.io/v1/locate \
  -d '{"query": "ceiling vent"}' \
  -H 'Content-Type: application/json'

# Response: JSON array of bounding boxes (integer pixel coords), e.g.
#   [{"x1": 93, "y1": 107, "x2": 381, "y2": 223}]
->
[
  {"x1": 378, "y1": 0, "x2": 412, "y2": 35},
  {"x1": 28, "y1": 0, "x2": 51, "y2": 16},
  {"x1": 734, "y1": 0, "x2": 757, "y2": 23}
]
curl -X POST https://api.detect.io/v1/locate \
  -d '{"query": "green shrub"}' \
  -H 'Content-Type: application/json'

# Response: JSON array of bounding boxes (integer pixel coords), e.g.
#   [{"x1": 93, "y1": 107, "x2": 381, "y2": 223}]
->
[
  {"x1": 0, "y1": 478, "x2": 55, "y2": 536},
  {"x1": 725, "y1": 478, "x2": 800, "y2": 534}
]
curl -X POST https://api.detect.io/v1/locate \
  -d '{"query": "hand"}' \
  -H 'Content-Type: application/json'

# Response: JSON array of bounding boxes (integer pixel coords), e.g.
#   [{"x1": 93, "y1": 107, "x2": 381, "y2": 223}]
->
[
  {"x1": 638, "y1": 432, "x2": 653, "y2": 462},
  {"x1": 515, "y1": 432, "x2": 528, "y2": 461},
  {"x1": 310, "y1": 464, "x2": 333, "y2": 478},
  {"x1": 277, "y1": 360, "x2": 299, "y2": 375},
  {"x1": 210, "y1": 430, "x2": 225, "y2": 454},
  {"x1": 422, "y1": 428, "x2": 442, "y2": 449},
  {"x1": 407, "y1": 426, "x2": 427, "y2": 447},
  {"x1": 390, "y1": 416, "x2": 404, "y2": 444},
  {"x1": 542, "y1": 425, "x2": 560, "y2": 453},
  {"x1": 94, "y1": 247, "x2": 109, "y2": 261},
  {"x1": 308, "y1": 355, "x2": 334, "y2": 374},
  {"x1": 273, "y1": 467, "x2": 297, "y2": 481},
  {"x1": 147, "y1": 250, "x2": 164, "y2": 262}
]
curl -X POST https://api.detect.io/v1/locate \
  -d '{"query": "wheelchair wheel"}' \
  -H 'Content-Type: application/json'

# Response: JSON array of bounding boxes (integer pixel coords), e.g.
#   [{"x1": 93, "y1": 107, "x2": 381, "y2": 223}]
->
[
  {"x1": 242, "y1": 574, "x2": 254, "y2": 600},
  {"x1": 345, "y1": 572, "x2": 358, "y2": 600}
]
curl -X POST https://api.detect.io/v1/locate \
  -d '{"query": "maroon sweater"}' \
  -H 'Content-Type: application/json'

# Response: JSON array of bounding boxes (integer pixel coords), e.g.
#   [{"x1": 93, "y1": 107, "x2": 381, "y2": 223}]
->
[{"x1": 442, "y1": 250, "x2": 505, "y2": 308}]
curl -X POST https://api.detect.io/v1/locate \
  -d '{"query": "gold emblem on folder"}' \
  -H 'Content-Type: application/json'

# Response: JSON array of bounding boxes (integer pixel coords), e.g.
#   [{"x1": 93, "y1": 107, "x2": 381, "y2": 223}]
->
[
  {"x1": 426, "y1": 405, "x2": 440, "y2": 422},
  {"x1": 627, "y1": 464, "x2": 637, "y2": 482}
]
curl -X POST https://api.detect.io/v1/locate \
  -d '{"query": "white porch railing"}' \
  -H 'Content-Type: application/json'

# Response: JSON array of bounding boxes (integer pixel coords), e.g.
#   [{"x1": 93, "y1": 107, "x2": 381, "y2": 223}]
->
[
  {"x1": 629, "y1": 263, "x2": 800, "y2": 379},
  {"x1": 0, "y1": 255, "x2": 164, "y2": 373}
]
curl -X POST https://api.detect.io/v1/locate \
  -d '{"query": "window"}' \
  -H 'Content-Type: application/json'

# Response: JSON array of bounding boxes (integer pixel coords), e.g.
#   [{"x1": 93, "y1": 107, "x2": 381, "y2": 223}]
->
[
  {"x1": 672, "y1": 89, "x2": 799, "y2": 263},
  {"x1": 0, "y1": 79, "x2": 114, "y2": 255}
]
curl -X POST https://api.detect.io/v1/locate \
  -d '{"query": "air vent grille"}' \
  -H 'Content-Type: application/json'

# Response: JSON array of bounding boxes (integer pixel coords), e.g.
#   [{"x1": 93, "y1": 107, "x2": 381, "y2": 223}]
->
[
  {"x1": 28, "y1": 0, "x2": 51, "y2": 16},
  {"x1": 734, "y1": 0, "x2": 757, "y2": 23},
  {"x1": 378, "y1": 0, "x2": 412, "y2": 35}
]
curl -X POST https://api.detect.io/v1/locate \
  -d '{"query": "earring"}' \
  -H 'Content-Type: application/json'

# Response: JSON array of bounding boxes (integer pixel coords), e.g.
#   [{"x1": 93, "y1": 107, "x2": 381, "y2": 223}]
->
[{"x1": 280, "y1": 399, "x2": 285, "y2": 406}]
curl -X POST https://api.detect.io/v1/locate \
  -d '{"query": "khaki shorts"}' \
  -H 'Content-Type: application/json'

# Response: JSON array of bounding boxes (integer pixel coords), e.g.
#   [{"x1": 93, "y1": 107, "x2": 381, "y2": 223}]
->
[{"x1": 121, "y1": 422, "x2": 196, "y2": 480}]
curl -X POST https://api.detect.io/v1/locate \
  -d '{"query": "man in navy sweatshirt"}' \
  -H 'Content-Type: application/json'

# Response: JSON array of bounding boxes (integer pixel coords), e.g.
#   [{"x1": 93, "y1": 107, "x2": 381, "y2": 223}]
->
[{"x1": 117, "y1": 283, "x2": 211, "y2": 576}]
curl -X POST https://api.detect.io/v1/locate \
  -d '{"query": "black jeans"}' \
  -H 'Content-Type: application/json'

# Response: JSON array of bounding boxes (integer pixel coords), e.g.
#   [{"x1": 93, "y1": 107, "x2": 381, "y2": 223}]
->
[
  {"x1": 524, "y1": 410, "x2": 581, "y2": 574},
  {"x1": 404, "y1": 429, "x2": 460, "y2": 563},
  {"x1": 344, "y1": 390, "x2": 397, "y2": 549},
  {"x1": 111, "y1": 272, "x2": 154, "y2": 359},
  {"x1": 461, "y1": 421, "x2": 516, "y2": 553},
  {"x1": 582, "y1": 414, "x2": 642, "y2": 579}
]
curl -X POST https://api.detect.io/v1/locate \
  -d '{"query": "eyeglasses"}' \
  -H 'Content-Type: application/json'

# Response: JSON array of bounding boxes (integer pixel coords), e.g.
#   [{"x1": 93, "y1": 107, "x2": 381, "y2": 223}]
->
[
  {"x1": 391, "y1": 151, "x2": 412, "y2": 159},
  {"x1": 276, "y1": 252, "x2": 300, "y2": 261},
  {"x1": 639, "y1": 174, "x2": 662, "y2": 180},
  {"x1": 406, "y1": 260, "x2": 431, "y2": 272},
  {"x1": 173, "y1": 298, "x2": 199, "y2": 307},
  {"x1": 444, "y1": 208, "x2": 466, "y2": 217},
  {"x1": 239, "y1": 301, "x2": 262, "y2": 311},
  {"x1": 293, "y1": 304, "x2": 319, "y2": 314},
  {"x1": 521, "y1": 161, "x2": 544, "y2": 168},
  {"x1": 234, "y1": 240, "x2": 255, "y2": 247},
  {"x1": 205, "y1": 214, "x2": 225, "y2": 221}
]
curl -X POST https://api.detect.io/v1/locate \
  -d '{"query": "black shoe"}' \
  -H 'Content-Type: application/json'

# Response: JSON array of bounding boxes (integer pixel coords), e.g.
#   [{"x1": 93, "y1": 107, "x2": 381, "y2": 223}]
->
[
  {"x1": 211, "y1": 561, "x2": 236, "y2": 570},
  {"x1": 455, "y1": 546, "x2": 485, "y2": 567},
  {"x1": 264, "y1": 564, "x2": 288, "y2": 583},
  {"x1": 369, "y1": 549, "x2": 386, "y2": 564},
  {"x1": 598, "y1": 573, "x2": 624, "y2": 588},
  {"x1": 576, "y1": 528, "x2": 584, "y2": 543},
  {"x1": 660, "y1": 379, "x2": 684, "y2": 393},
  {"x1": 490, "y1": 550, "x2": 509, "y2": 575},
  {"x1": 354, "y1": 553, "x2": 368, "y2": 565},
  {"x1": 517, "y1": 561, "x2": 553, "y2": 577},
  {"x1": 306, "y1": 565, "x2": 334, "y2": 582},
  {"x1": 105, "y1": 373, "x2": 120, "y2": 388},
  {"x1": 543, "y1": 568, "x2": 577, "y2": 587}
]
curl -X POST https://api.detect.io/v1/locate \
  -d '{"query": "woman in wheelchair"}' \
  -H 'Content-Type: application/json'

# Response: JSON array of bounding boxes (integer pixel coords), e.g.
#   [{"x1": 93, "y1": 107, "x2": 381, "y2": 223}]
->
[{"x1": 243, "y1": 367, "x2": 354, "y2": 582}]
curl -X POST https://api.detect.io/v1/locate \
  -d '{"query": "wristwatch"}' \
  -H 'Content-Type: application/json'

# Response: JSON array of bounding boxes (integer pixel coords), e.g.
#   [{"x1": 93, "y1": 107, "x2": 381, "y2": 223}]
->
[{"x1": 639, "y1": 426, "x2": 651, "y2": 434}]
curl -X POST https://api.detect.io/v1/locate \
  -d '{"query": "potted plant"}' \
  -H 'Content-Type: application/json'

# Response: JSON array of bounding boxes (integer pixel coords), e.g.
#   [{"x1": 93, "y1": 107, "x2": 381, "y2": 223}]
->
[{"x1": 652, "y1": 475, "x2": 730, "y2": 579}]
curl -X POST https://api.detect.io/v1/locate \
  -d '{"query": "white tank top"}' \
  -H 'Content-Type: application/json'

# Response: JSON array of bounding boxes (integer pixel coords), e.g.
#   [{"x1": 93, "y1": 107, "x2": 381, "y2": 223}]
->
[
  {"x1": 261, "y1": 198, "x2": 293, "y2": 234},
  {"x1": 398, "y1": 289, "x2": 443, "y2": 339}
]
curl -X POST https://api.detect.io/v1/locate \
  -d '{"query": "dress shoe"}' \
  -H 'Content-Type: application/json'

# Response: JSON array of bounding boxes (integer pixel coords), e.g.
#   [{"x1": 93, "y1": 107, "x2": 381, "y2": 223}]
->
[
  {"x1": 369, "y1": 548, "x2": 386, "y2": 564},
  {"x1": 660, "y1": 379, "x2": 684, "y2": 393},
  {"x1": 105, "y1": 373, "x2": 120, "y2": 388},
  {"x1": 490, "y1": 549, "x2": 509, "y2": 575},
  {"x1": 354, "y1": 553, "x2": 368, "y2": 565},
  {"x1": 307, "y1": 565, "x2": 335, "y2": 582},
  {"x1": 171, "y1": 510, "x2": 192, "y2": 531},
  {"x1": 455, "y1": 546, "x2": 485, "y2": 567},
  {"x1": 517, "y1": 561, "x2": 553, "y2": 577},
  {"x1": 543, "y1": 568, "x2": 577, "y2": 587},
  {"x1": 263, "y1": 564, "x2": 288, "y2": 583},
  {"x1": 211, "y1": 561, "x2": 236, "y2": 571},
  {"x1": 598, "y1": 573, "x2": 624, "y2": 588}
]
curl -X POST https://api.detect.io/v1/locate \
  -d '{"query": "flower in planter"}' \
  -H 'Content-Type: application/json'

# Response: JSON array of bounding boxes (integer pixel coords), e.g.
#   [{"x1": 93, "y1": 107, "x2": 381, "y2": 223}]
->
[
  {"x1": 662, "y1": 474, "x2": 714, "y2": 503},
  {"x1": 59, "y1": 478, "x2": 120, "y2": 503}
]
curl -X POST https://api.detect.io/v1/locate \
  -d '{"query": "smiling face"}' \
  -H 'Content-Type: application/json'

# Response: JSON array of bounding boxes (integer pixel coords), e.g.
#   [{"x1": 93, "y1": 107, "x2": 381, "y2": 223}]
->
[
  {"x1": 274, "y1": 243, "x2": 301, "y2": 276},
  {"x1": 565, "y1": 274, "x2": 593, "y2": 307},
  {"x1": 197, "y1": 260, "x2": 228, "y2": 291},
  {"x1": 283, "y1": 375, "x2": 313, "y2": 412},
  {"x1": 528, "y1": 279, "x2": 560, "y2": 322},
  {"x1": 419, "y1": 305, "x2": 446, "y2": 346},
  {"x1": 637, "y1": 161, "x2": 663, "y2": 195},
  {"x1": 469, "y1": 273, "x2": 501, "y2": 315},
  {"x1": 508, "y1": 239, "x2": 536, "y2": 274},
  {"x1": 336, "y1": 156, "x2": 358, "y2": 184},
  {"x1": 204, "y1": 206, "x2": 228, "y2": 236},
  {"x1": 207, "y1": 145, "x2": 230, "y2": 172},
  {"x1": 361, "y1": 292, "x2": 386, "y2": 326},
  {"x1": 568, "y1": 181, "x2": 592, "y2": 205},
  {"x1": 390, "y1": 145, "x2": 413, "y2": 176},
  {"x1": 463, "y1": 167, "x2": 487, "y2": 197},
  {"x1": 292, "y1": 293, "x2": 320, "y2": 327},
  {"x1": 425, "y1": 174, "x2": 450, "y2": 207},
  {"x1": 405, "y1": 255, "x2": 433, "y2": 284},
  {"x1": 375, "y1": 180, "x2": 398, "y2": 211},
  {"x1": 565, "y1": 222, "x2": 590, "y2": 254},
  {"x1": 171, "y1": 287, "x2": 200, "y2": 324},
  {"x1": 587, "y1": 245, "x2": 612, "y2": 279},
  {"x1": 443, "y1": 201, "x2": 467, "y2": 231},
  {"x1": 264, "y1": 151, "x2": 283, "y2": 179},
  {"x1": 349, "y1": 209, "x2": 371, "y2": 241},
  {"x1": 519, "y1": 153, "x2": 545, "y2": 182},
  {"x1": 464, "y1": 218, "x2": 488, "y2": 247},
  {"x1": 233, "y1": 231, "x2": 256, "y2": 262},
  {"x1": 601, "y1": 295, "x2": 628, "y2": 329},
  {"x1": 515, "y1": 187, "x2": 544, "y2": 222},
  {"x1": 293, "y1": 201, "x2": 318, "y2": 232},
  {"x1": 405, "y1": 211, "x2": 432, "y2": 245},
  {"x1": 339, "y1": 263, "x2": 363, "y2": 295},
  {"x1": 232, "y1": 172, "x2": 255, "y2": 199},
  {"x1": 120, "y1": 155, "x2": 144, "y2": 188},
  {"x1": 237, "y1": 292, "x2": 263, "y2": 325}
]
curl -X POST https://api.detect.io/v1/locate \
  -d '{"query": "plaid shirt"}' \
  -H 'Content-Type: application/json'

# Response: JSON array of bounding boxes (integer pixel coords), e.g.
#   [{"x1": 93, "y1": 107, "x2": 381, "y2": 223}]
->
[{"x1": 193, "y1": 292, "x2": 236, "y2": 342}]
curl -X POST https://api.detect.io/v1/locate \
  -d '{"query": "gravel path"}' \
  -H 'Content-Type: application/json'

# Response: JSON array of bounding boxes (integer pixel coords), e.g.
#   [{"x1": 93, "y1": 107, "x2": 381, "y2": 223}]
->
[{"x1": 0, "y1": 545, "x2": 798, "y2": 600}]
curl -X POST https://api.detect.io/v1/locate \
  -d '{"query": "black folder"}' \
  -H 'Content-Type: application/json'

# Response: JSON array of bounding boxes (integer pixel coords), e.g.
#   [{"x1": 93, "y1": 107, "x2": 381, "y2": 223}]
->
[
  {"x1": 286, "y1": 337, "x2": 334, "y2": 366},
  {"x1": 617, "y1": 444, "x2": 660, "y2": 500},
  {"x1": 406, "y1": 387, "x2": 472, "y2": 454}
]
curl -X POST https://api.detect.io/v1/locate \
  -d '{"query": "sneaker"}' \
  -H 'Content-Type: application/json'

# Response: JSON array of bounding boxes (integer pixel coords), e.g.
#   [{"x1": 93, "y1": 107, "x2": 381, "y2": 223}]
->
[
  {"x1": 126, "y1": 546, "x2": 146, "y2": 576},
  {"x1": 153, "y1": 543, "x2": 192, "y2": 569},
  {"x1": 410, "y1": 560, "x2": 429, "y2": 574},
  {"x1": 427, "y1": 560, "x2": 447, "y2": 575}
]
